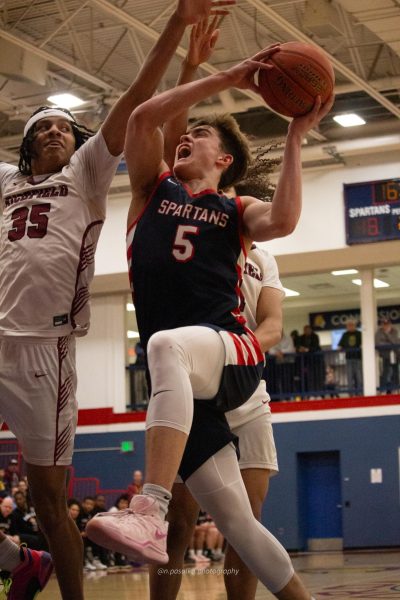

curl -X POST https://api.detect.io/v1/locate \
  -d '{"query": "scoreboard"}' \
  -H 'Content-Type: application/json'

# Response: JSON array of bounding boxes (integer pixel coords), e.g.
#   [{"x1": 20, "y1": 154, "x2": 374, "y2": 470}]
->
[{"x1": 344, "y1": 179, "x2": 400, "y2": 245}]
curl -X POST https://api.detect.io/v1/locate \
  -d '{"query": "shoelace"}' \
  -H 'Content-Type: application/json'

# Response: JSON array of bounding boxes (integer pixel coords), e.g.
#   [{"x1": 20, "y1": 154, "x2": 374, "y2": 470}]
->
[{"x1": 98, "y1": 508, "x2": 157, "y2": 520}]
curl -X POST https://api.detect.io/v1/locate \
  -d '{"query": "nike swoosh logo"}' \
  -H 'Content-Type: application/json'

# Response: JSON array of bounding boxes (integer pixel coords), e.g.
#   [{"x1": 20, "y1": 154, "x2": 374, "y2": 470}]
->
[
  {"x1": 155, "y1": 528, "x2": 167, "y2": 540},
  {"x1": 34, "y1": 372, "x2": 47, "y2": 378}
]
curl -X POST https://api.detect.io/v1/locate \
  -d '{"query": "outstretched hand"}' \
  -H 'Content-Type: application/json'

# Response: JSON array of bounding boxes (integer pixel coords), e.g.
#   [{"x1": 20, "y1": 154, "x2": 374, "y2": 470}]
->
[
  {"x1": 226, "y1": 44, "x2": 281, "y2": 92},
  {"x1": 177, "y1": 0, "x2": 235, "y2": 25},
  {"x1": 186, "y1": 16, "x2": 221, "y2": 67}
]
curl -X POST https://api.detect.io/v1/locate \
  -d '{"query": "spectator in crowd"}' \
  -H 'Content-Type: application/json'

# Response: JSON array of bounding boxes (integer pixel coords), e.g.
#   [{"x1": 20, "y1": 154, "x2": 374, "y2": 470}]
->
[
  {"x1": 290, "y1": 329, "x2": 301, "y2": 351},
  {"x1": 0, "y1": 497, "x2": 19, "y2": 544},
  {"x1": 0, "y1": 469, "x2": 7, "y2": 498},
  {"x1": 127, "y1": 470, "x2": 143, "y2": 501},
  {"x1": 107, "y1": 495, "x2": 131, "y2": 570},
  {"x1": 298, "y1": 325, "x2": 325, "y2": 396},
  {"x1": 77, "y1": 496, "x2": 107, "y2": 571},
  {"x1": 325, "y1": 365, "x2": 339, "y2": 398},
  {"x1": 375, "y1": 318, "x2": 399, "y2": 393},
  {"x1": 109, "y1": 494, "x2": 130, "y2": 514},
  {"x1": 269, "y1": 331, "x2": 296, "y2": 399},
  {"x1": 10, "y1": 491, "x2": 47, "y2": 551},
  {"x1": 133, "y1": 342, "x2": 148, "y2": 407},
  {"x1": 338, "y1": 321, "x2": 362, "y2": 394},
  {"x1": 67, "y1": 498, "x2": 82, "y2": 524},
  {"x1": 93, "y1": 495, "x2": 107, "y2": 515},
  {"x1": 4, "y1": 460, "x2": 20, "y2": 492}
]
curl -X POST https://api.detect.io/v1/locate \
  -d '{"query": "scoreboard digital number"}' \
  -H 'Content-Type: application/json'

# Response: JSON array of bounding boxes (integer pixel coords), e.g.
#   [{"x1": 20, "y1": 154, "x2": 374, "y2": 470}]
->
[{"x1": 344, "y1": 179, "x2": 400, "y2": 245}]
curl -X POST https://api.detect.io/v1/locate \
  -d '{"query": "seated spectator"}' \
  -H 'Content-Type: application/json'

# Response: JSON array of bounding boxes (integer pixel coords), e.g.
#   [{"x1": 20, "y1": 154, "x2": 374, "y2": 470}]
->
[
  {"x1": 187, "y1": 511, "x2": 225, "y2": 564},
  {"x1": 4, "y1": 459, "x2": 20, "y2": 492},
  {"x1": 107, "y1": 495, "x2": 131, "y2": 570},
  {"x1": 67, "y1": 498, "x2": 82, "y2": 524},
  {"x1": 10, "y1": 491, "x2": 47, "y2": 551},
  {"x1": 375, "y1": 318, "x2": 399, "y2": 393},
  {"x1": 127, "y1": 470, "x2": 143, "y2": 501},
  {"x1": 109, "y1": 494, "x2": 130, "y2": 514},
  {"x1": 93, "y1": 494, "x2": 107, "y2": 515},
  {"x1": 0, "y1": 469, "x2": 7, "y2": 498},
  {"x1": 77, "y1": 496, "x2": 108, "y2": 571},
  {"x1": 0, "y1": 496, "x2": 19, "y2": 544}
]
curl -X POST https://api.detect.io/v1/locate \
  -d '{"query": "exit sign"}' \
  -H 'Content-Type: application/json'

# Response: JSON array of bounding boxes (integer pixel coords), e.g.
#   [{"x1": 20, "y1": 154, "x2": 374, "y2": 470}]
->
[{"x1": 120, "y1": 440, "x2": 134, "y2": 453}]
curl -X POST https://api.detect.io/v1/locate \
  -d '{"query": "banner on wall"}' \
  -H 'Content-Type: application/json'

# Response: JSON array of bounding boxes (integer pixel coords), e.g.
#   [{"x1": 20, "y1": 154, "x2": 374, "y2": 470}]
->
[{"x1": 310, "y1": 305, "x2": 400, "y2": 330}]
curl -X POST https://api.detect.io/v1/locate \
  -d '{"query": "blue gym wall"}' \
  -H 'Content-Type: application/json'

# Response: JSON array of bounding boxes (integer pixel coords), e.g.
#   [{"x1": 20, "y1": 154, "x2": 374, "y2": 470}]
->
[{"x1": 72, "y1": 414, "x2": 400, "y2": 550}]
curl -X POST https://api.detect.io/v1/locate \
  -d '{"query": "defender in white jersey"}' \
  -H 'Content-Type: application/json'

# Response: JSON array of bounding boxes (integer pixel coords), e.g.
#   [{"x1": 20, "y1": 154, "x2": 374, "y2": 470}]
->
[
  {"x1": 0, "y1": 2, "x2": 221, "y2": 598},
  {"x1": 149, "y1": 244, "x2": 285, "y2": 600}
]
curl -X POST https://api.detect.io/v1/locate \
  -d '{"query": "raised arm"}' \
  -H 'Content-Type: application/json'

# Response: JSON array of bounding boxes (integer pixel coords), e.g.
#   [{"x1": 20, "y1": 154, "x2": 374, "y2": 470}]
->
[
  {"x1": 164, "y1": 16, "x2": 222, "y2": 169},
  {"x1": 125, "y1": 44, "x2": 281, "y2": 214},
  {"x1": 101, "y1": 0, "x2": 233, "y2": 156},
  {"x1": 241, "y1": 93, "x2": 335, "y2": 242}
]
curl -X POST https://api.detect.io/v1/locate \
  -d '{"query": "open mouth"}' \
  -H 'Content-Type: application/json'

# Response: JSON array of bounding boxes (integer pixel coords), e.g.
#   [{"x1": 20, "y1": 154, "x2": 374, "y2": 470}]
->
[{"x1": 177, "y1": 145, "x2": 191, "y2": 159}]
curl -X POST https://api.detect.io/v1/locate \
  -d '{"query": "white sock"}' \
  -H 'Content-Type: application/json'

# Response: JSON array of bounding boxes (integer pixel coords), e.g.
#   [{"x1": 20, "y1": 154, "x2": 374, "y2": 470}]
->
[
  {"x1": 143, "y1": 483, "x2": 171, "y2": 519},
  {"x1": 0, "y1": 537, "x2": 21, "y2": 572}
]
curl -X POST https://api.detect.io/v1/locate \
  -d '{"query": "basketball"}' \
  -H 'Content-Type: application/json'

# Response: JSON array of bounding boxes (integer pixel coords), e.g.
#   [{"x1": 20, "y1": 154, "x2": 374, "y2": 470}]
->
[{"x1": 258, "y1": 41, "x2": 335, "y2": 117}]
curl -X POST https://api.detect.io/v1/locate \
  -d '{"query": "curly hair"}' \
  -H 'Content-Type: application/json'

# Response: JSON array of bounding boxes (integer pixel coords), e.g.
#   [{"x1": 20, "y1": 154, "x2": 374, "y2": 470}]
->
[
  {"x1": 234, "y1": 142, "x2": 282, "y2": 202},
  {"x1": 191, "y1": 114, "x2": 252, "y2": 190},
  {"x1": 18, "y1": 106, "x2": 95, "y2": 175}
]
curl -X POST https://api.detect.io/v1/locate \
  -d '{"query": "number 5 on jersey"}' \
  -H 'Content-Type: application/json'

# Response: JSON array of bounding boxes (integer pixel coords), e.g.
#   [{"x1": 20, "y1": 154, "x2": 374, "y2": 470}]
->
[{"x1": 172, "y1": 225, "x2": 199, "y2": 262}]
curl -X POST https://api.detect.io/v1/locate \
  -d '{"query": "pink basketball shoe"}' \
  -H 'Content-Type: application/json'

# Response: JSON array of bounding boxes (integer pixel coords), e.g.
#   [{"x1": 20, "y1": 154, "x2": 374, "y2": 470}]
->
[{"x1": 86, "y1": 495, "x2": 169, "y2": 565}]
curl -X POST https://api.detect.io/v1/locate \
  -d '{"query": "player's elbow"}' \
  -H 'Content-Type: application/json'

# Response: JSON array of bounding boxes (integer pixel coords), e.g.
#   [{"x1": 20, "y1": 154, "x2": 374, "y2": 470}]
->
[
  {"x1": 127, "y1": 104, "x2": 156, "y2": 137},
  {"x1": 263, "y1": 219, "x2": 296, "y2": 240}
]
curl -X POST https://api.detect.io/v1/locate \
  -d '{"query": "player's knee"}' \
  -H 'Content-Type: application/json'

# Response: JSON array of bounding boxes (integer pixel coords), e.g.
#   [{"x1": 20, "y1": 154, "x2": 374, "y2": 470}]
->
[{"x1": 147, "y1": 330, "x2": 178, "y2": 361}]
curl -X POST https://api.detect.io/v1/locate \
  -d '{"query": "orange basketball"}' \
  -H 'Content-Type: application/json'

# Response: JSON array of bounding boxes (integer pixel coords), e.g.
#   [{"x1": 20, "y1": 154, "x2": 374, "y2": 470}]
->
[{"x1": 258, "y1": 42, "x2": 335, "y2": 117}]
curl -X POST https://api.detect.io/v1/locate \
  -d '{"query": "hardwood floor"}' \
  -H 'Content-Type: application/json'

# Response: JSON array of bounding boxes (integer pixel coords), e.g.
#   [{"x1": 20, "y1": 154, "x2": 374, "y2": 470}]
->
[{"x1": 39, "y1": 550, "x2": 400, "y2": 599}]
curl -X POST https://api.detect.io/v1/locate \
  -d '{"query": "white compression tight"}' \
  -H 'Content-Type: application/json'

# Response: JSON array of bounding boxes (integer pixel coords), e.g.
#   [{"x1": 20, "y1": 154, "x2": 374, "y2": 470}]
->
[
  {"x1": 146, "y1": 326, "x2": 225, "y2": 434},
  {"x1": 186, "y1": 444, "x2": 295, "y2": 594}
]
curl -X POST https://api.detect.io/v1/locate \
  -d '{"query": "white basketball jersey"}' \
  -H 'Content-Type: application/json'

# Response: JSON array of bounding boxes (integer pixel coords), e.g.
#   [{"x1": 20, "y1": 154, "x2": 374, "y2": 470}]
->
[
  {"x1": 0, "y1": 131, "x2": 120, "y2": 337},
  {"x1": 226, "y1": 245, "x2": 284, "y2": 429}
]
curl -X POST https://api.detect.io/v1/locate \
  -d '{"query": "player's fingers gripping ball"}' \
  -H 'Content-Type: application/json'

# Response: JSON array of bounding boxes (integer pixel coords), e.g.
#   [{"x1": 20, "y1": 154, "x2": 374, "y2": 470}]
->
[{"x1": 258, "y1": 41, "x2": 335, "y2": 117}]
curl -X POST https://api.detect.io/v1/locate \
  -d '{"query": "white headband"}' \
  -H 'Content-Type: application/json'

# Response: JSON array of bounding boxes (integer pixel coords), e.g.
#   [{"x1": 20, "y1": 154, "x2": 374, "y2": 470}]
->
[{"x1": 24, "y1": 108, "x2": 76, "y2": 137}]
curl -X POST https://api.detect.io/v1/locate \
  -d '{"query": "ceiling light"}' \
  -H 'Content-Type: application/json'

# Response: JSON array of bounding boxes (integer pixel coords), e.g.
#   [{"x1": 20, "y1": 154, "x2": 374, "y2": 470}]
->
[
  {"x1": 283, "y1": 287, "x2": 300, "y2": 297},
  {"x1": 126, "y1": 302, "x2": 135, "y2": 312},
  {"x1": 331, "y1": 269, "x2": 359, "y2": 276},
  {"x1": 127, "y1": 330, "x2": 140, "y2": 339},
  {"x1": 373, "y1": 279, "x2": 390, "y2": 288},
  {"x1": 333, "y1": 114, "x2": 366, "y2": 127},
  {"x1": 352, "y1": 279, "x2": 390, "y2": 288},
  {"x1": 47, "y1": 93, "x2": 84, "y2": 108}
]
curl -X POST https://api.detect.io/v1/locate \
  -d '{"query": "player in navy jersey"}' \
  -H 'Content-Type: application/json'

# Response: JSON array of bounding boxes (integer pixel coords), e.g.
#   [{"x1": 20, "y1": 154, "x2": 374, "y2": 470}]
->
[
  {"x1": 0, "y1": 2, "x2": 234, "y2": 598},
  {"x1": 87, "y1": 31, "x2": 332, "y2": 599}
]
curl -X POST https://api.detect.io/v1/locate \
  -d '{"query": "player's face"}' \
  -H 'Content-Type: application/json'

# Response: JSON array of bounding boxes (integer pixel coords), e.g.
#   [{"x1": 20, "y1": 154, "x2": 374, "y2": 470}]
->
[
  {"x1": 31, "y1": 116, "x2": 76, "y2": 172},
  {"x1": 174, "y1": 125, "x2": 224, "y2": 180}
]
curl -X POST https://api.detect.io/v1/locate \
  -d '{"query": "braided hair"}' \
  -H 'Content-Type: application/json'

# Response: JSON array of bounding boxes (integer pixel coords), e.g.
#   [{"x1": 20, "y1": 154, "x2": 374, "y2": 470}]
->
[
  {"x1": 233, "y1": 142, "x2": 282, "y2": 202},
  {"x1": 18, "y1": 106, "x2": 95, "y2": 175}
]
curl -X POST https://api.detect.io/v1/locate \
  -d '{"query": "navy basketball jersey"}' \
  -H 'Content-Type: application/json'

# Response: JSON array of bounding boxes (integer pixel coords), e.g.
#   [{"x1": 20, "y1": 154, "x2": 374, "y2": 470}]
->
[{"x1": 127, "y1": 172, "x2": 247, "y2": 350}]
